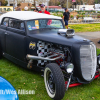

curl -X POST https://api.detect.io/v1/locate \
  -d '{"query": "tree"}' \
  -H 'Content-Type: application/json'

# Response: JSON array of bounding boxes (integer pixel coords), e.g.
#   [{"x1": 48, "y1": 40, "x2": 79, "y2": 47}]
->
[
  {"x1": 76, "y1": 0, "x2": 94, "y2": 5},
  {"x1": 49, "y1": 0, "x2": 55, "y2": 6},
  {"x1": 49, "y1": 0, "x2": 72, "y2": 8},
  {"x1": 0, "y1": 0, "x2": 8, "y2": 6},
  {"x1": 34, "y1": 0, "x2": 36, "y2": 7},
  {"x1": 49, "y1": 0, "x2": 59, "y2": 6},
  {"x1": 35, "y1": 0, "x2": 48, "y2": 5},
  {"x1": 95, "y1": 0, "x2": 100, "y2": 3}
]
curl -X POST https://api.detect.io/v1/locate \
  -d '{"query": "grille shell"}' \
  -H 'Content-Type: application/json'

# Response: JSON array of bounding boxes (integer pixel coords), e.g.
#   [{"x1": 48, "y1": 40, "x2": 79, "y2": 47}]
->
[{"x1": 80, "y1": 43, "x2": 97, "y2": 81}]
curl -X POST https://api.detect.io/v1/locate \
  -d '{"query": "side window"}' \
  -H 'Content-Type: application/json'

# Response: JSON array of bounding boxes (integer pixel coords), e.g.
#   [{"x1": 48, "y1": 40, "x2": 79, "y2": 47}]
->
[
  {"x1": 9, "y1": 19, "x2": 25, "y2": 31},
  {"x1": 27, "y1": 20, "x2": 35, "y2": 30},
  {"x1": 1, "y1": 18, "x2": 9, "y2": 26}
]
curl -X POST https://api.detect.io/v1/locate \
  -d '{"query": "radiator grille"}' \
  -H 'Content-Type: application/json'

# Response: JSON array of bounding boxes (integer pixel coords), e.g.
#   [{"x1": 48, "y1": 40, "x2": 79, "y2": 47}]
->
[{"x1": 80, "y1": 43, "x2": 97, "y2": 81}]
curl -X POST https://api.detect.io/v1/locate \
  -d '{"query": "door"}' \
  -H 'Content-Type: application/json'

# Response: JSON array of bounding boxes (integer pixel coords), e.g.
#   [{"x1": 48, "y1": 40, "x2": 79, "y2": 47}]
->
[
  {"x1": 0, "y1": 18, "x2": 9, "y2": 52},
  {"x1": 6, "y1": 18, "x2": 26, "y2": 61}
]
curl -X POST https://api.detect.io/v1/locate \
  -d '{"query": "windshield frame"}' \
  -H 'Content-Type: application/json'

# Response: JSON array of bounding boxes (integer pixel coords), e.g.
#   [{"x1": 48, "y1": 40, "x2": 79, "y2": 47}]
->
[{"x1": 26, "y1": 18, "x2": 65, "y2": 31}]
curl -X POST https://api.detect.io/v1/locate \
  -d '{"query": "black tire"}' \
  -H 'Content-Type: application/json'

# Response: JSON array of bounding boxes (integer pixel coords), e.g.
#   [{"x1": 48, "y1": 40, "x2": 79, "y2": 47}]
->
[{"x1": 44, "y1": 63, "x2": 65, "y2": 100}]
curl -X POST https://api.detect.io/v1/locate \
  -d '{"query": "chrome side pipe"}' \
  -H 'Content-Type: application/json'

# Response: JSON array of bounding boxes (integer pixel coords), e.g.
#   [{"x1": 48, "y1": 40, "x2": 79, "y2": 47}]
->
[
  {"x1": 26, "y1": 54, "x2": 62, "y2": 61},
  {"x1": 26, "y1": 54, "x2": 62, "y2": 69}
]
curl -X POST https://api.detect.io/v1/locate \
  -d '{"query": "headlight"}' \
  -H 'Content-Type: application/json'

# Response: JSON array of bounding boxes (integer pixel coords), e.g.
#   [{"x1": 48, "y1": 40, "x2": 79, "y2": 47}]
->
[
  {"x1": 65, "y1": 63, "x2": 74, "y2": 73},
  {"x1": 97, "y1": 55, "x2": 100, "y2": 65}
]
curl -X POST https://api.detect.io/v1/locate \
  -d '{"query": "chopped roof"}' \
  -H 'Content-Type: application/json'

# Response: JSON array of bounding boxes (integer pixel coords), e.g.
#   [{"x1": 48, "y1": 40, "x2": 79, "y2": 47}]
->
[{"x1": 0, "y1": 11, "x2": 62, "y2": 24}]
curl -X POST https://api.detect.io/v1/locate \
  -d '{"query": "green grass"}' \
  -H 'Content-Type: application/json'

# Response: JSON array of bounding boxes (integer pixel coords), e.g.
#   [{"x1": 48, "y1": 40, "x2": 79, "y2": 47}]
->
[
  {"x1": 0, "y1": 49, "x2": 100, "y2": 100},
  {"x1": 69, "y1": 23, "x2": 100, "y2": 33},
  {"x1": 97, "y1": 48, "x2": 100, "y2": 55}
]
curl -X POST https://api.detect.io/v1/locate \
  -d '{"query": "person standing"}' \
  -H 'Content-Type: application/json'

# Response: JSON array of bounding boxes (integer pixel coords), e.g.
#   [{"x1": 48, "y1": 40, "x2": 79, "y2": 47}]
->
[
  {"x1": 16, "y1": 4, "x2": 21, "y2": 11},
  {"x1": 39, "y1": 4, "x2": 50, "y2": 15},
  {"x1": 34, "y1": 8, "x2": 39, "y2": 12},
  {"x1": 63, "y1": 8, "x2": 70, "y2": 29}
]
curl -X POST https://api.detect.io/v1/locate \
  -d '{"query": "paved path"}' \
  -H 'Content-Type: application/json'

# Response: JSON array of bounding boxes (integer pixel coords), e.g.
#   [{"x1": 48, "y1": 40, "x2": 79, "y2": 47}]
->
[
  {"x1": 76, "y1": 31, "x2": 100, "y2": 40},
  {"x1": 76, "y1": 31, "x2": 100, "y2": 48},
  {"x1": 69, "y1": 22, "x2": 100, "y2": 25}
]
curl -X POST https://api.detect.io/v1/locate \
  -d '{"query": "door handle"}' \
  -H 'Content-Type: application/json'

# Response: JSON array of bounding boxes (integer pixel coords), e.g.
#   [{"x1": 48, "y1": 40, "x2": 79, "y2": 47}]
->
[{"x1": 5, "y1": 32, "x2": 9, "y2": 35}]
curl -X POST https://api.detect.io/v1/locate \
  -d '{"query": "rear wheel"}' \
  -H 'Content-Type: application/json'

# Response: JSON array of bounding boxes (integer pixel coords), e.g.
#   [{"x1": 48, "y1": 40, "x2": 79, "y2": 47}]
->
[{"x1": 44, "y1": 63, "x2": 65, "y2": 100}]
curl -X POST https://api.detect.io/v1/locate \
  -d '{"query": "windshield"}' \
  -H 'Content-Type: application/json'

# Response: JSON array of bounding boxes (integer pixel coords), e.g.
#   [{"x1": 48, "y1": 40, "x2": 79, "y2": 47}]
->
[{"x1": 27, "y1": 19, "x2": 63, "y2": 30}]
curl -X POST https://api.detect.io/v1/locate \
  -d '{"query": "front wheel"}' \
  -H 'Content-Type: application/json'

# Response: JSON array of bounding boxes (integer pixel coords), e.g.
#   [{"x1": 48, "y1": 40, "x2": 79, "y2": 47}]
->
[{"x1": 44, "y1": 63, "x2": 65, "y2": 100}]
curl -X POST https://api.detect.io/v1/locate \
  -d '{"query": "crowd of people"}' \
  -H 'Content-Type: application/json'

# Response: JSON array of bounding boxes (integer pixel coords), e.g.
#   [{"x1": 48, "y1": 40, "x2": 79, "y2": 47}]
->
[{"x1": 16, "y1": 3, "x2": 70, "y2": 29}]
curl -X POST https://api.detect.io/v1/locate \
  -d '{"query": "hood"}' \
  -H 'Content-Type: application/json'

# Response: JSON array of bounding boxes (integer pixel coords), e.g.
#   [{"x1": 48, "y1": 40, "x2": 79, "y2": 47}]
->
[{"x1": 28, "y1": 29, "x2": 90, "y2": 46}]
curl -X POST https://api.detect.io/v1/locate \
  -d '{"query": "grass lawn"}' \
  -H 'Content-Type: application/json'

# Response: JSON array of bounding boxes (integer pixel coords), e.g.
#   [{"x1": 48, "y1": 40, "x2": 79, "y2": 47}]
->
[
  {"x1": 69, "y1": 23, "x2": 100, "y2": 33},
  {"x1": 0, "y1": 49, "x2": 100, "y2": 100}
]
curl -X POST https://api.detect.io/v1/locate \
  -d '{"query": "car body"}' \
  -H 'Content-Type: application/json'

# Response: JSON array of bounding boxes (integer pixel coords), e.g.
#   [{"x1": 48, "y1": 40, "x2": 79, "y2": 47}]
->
[
  {"x1": 0, "y1": 76, "x2": 19, "y2": 100},
  {"x1": 0, "y1": 11, "x2": 100, "y2": 100}
]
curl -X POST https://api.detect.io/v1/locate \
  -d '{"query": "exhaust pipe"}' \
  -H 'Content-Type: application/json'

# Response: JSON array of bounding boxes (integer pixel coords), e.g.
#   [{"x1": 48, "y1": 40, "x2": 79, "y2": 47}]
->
[
  {"x1": 26, "y1": 54, "x2": 62, "y2": 61},
  {"x1": 26, "y1": 54, "x2": 62, "y2": 69}
]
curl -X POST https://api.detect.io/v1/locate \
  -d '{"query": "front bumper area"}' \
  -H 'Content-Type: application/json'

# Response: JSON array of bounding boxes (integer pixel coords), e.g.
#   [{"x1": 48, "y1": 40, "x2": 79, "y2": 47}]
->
[{"x1": 65, "y1": 72, "x2": 100, "y2": 88}]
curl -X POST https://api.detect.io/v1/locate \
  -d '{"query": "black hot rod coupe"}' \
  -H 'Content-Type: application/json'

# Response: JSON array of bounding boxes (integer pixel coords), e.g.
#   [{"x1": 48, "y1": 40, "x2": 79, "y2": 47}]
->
[{"x1": 0, "y1": 11, "x2": 100, "y2": 100}]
